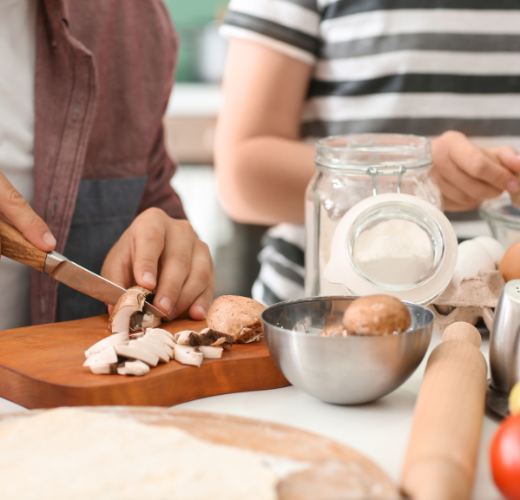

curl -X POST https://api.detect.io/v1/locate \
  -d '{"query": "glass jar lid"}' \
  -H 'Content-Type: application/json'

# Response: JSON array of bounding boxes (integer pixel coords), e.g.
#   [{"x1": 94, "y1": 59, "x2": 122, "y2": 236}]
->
[
  {"x1": 324, "y1": 193, "x2": 458, "y2": 305},
  {"x1": 315, "y1": 133, "x2": 433, "y2": 174}
]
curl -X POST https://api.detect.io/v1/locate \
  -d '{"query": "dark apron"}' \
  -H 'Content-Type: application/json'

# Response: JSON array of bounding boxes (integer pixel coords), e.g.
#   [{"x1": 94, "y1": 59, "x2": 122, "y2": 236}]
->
[{"x1": 57, "y1": 176, "x2": 147, "y2": 322}]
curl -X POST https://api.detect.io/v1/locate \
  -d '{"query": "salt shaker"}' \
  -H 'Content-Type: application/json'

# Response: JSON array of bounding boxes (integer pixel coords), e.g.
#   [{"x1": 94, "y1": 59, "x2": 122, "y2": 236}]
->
[{"x1": 488, "y1": 279, "x2": 520, "y2": 416}]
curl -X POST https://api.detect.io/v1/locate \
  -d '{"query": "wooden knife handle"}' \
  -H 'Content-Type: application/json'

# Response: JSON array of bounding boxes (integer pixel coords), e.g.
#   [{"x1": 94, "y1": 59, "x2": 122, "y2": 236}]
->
[
  {"x1": 0, "y1": 219, "x2": 47, "y2": 272},
  {"x1": 401, "y1": 322, "x2": 487, "y2": 500}
]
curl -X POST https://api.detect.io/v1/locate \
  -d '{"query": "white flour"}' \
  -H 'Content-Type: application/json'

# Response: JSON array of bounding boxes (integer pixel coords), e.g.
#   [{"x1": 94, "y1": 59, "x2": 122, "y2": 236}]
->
[
  {"x1": 0, "y1": 408, "x2": 278, "y2": 500},
  {"x1": 353, "y1": 218, "x2": 433, "y2": 286}
]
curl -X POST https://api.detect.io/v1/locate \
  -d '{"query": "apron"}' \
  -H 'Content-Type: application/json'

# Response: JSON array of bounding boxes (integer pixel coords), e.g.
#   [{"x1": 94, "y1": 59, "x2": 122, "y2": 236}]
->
[{"x1": 57, "y1": 176, "x2": 147, "y2": 322}]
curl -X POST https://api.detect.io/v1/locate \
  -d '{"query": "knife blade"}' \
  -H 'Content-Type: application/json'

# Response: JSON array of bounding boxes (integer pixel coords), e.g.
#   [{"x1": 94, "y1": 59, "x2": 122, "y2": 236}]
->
[
  {"x1": 44, "y1": 251, "x2": 166, "y2": 318},
  {"x1": 0, "y1": 219, "x2": 166, "y2": 318}
]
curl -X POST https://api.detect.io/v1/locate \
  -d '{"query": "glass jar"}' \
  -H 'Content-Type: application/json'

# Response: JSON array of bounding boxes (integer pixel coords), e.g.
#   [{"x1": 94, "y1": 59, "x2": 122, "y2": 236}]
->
[{"x1": 305, "y1": 133, "x2": 444, "y2": 298}]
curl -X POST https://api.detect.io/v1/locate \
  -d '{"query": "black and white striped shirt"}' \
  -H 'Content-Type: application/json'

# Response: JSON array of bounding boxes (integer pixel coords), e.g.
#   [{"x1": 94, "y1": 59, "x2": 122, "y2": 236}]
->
[{"x1": 221, "y1": 0, "x2": 520, "y2": 305}]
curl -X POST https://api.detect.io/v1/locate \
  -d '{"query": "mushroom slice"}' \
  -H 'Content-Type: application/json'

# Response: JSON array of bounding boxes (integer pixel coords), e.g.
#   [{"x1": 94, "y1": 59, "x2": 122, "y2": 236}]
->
[
  {"x1": 175, "y1": 329, "x2": 234, "y2": 347},
  {"x1": 89, "y1": 363, "x2": 117, "y2": 375},
  {"x1": 146, "y1": 329, "x2": 175, "y2": 348},
  {"x1": 117, "y1": 360, "x2": 150, "y2": 377},
  {"x1": 142, "y1": 313, "x2": 161, "y2": 329},
  {"x1": 114, "y1": 344, "x2": 159, "y2": 367},
  {"x1": 139, "y1": 336, "x2": 174, "y2": 359},
  {"x1": 147, "y1": 328, "x2": 174, "y2": 340},
  {"x1": 83, "y1": 346, "x2": 118, "y2": 367},
  {"x1": 194, "y1": 329, "x2": 234, "y2": 347},
  {"x1": 85, "y1": 333, "x2": 128, "y2": 358},
  {"x1": 173, "y1": 345, "x2": 203, "y2": 368},
  {"x1": 129, "y1": 339, "x2": 170, "y2": 363},
  {"x1": 108, "y1": 286, "x2": 153, "y2": 334},
  {"x1": 173, "y1": 330, "x2": 197, "y2": 345},
  {"x1": 199, "y1": 346, "x2": 223, "y2": 359}
]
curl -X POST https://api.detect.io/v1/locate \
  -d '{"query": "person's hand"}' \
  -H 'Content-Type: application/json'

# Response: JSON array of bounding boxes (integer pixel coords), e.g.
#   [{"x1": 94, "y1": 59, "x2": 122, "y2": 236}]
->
[
  {"x1": 0, "y1": 173, "x2": 56, "y2": 252},
  {"x1": 101, "y1": 208, "x2": 214, "y2": 321},
  {"x1": 431, "y1": 131, "x2": 520, "y2": 211}
]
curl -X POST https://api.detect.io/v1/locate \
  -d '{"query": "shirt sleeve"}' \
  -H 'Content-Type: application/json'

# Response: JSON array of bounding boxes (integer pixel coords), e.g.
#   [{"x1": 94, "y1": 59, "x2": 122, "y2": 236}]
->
[{"x1": 220, "y1": 0, "x2": 321, "y2": 65}]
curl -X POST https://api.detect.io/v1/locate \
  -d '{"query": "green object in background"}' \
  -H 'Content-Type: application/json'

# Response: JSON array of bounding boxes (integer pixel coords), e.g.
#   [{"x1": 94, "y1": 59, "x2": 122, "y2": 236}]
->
[{"x1": 164, "y1": 0, "x2": 229, "y2": 82}]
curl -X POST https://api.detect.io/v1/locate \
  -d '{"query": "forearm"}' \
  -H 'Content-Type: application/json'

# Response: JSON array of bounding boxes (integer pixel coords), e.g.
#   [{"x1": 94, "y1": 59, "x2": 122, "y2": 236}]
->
[{"x1": 216, "y1": 136, "x2": 315, "y2": 226}]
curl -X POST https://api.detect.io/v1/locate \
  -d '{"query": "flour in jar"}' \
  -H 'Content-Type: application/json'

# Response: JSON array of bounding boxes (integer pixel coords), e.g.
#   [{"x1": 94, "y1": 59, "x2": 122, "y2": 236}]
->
[{"x1": 353, "y1": 219, "x2": 434, "y2": 286}]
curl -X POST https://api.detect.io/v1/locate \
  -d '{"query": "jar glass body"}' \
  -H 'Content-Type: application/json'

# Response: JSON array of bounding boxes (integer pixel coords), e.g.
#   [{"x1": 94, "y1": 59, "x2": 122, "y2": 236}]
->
[{"x1": 305, "y1": 134, "x2": 443, "y2": 297}]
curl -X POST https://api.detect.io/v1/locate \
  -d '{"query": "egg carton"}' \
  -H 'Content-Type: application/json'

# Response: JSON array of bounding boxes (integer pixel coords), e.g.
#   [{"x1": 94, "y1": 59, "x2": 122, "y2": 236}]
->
[{"x1": 429, "y1": 270, "x2": 505, "y2": 334}]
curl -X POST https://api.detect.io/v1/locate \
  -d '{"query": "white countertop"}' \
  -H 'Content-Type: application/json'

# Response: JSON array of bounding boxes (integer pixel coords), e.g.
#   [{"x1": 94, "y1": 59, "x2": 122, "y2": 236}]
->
[{"x1": 0, "y1": 331, "x2": 502, "y2": 499}]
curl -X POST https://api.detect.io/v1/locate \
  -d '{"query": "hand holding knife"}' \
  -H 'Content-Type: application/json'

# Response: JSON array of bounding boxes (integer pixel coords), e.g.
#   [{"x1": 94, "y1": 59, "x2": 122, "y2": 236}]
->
[{"x1": 0, "y1": 219, "x2": 166, "y2": 318}]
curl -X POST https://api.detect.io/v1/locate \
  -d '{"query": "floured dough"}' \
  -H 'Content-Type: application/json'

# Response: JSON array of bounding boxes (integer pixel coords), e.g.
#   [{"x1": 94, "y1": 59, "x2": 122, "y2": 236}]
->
[{"x1": 0, "y1": 408, "x2": 277, "y2": 500}]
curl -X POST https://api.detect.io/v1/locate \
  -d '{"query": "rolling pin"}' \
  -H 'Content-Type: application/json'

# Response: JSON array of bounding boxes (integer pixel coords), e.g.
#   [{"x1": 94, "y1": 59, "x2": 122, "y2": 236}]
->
[{"x1": 401, "y1": 322, "x2": 487, "y2": 500}]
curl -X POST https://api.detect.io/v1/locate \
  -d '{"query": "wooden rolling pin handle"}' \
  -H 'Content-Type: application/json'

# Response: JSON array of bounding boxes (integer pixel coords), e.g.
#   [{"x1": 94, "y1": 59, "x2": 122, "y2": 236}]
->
[
  {"x1": 0, "y1": 219, "x2": 47, "y2": 273},
  {"x1": 401, "y1": 322, "x2": 487, "y2": 500}
]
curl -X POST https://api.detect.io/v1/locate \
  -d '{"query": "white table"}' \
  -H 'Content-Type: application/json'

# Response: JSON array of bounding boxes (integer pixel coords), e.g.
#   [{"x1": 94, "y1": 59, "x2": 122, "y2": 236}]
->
[{"x1": 0, "y1": 331, "x2": 502, "y2": 499}]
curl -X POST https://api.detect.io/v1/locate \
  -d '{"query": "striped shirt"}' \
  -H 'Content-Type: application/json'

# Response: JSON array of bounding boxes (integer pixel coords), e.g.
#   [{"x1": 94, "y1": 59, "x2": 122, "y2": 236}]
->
[{"x1": 221, "y1": 0, "x2": 520, "y2": 305}]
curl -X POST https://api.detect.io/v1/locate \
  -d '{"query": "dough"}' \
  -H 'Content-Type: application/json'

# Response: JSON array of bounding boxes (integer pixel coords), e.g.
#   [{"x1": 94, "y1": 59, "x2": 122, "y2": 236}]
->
[{"x1": 0, "y1": 408, "x2": 277, "y2": 500}]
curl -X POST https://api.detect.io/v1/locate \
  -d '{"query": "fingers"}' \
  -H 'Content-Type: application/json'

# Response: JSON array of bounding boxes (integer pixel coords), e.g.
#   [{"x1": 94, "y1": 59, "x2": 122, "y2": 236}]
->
[
  {"x1": 101, "y1": 231, "x2": 135, "y2": 290},
  {"x1": 0, "y1": 173, "x2": 56, "y2": 251},
  {"x1": 489, "y1": 145, "x2": 520, "y2": 176},
  {"x1": 152, "y1": 219, "x2": 209, "y2": 319},
  {"x1": 432, "y1": 131, "x2": 520, "y2": 209},
  {"x1": 130, "y1": 208, "x2": 171, "y2": 292},
  {"x1": 101, "y1": 208, "x2": 214, "y2": 319},
  {"x1": 162, "y1": 239, "x2": 214, "y2": 320}
]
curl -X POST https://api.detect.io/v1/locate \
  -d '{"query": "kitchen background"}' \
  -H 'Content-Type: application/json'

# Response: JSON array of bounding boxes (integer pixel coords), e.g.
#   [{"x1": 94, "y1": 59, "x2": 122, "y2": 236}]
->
[{"x1": 163, "y1": 0, "x2": 268, "y2": 298}]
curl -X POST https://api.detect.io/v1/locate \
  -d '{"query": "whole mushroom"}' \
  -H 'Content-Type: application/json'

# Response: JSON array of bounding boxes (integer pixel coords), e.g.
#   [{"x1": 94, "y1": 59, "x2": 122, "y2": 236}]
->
[{"x1": 342, "y1": 295, "x2": 411, "y2": 336}]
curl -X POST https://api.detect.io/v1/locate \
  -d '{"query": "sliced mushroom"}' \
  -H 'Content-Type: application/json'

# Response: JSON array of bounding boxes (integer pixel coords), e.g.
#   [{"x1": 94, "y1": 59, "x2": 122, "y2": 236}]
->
[
  {"x1": 146, "y1": 329, "x2": 175, "y2": 348},
  {"x1": 173, "y1": 344, "x2": 203, "y2": 367},
  {"x1": 142, "y1": 313, "x2": 161, "y2": 329},
  {"x1": 114, "y1": 344, "x2": 159, "y2": 367},
  {"x1": 199, "y1": 346, "x2": 223, "y2": 359},
  {"x1": 147, "y1": 328, "x2": 174, "y2": 339},
  {"x1": 108, "y1": 286, "x2": 153, "y2": 334},
  {"x1": 117, "y1": 360, "x2": 150, "y2": 376},
  {"x1": 173, "y1": 330, "x2": 195, "y2": 345},
  {"x1": 198, "y1": 329, "x2": 234, "y2": 347},
  {"x1": 129, "y1": 339, "x2": 170, "y2": 363},
  {"x1": 139, "y1": 336, "x2": 174, "y2": 359},
  {"x1": 85, "y1": 333, "x2": 129, "y2": 358},
  {"x1": 89, "y1": 363, "x2": 117, "y2": 375},
  {"x1": 174, "y1": 329, "x2": 233, "y2": 348},
  {"x1": 83, "y1": 346, "x2": 118, "y2": 367}
]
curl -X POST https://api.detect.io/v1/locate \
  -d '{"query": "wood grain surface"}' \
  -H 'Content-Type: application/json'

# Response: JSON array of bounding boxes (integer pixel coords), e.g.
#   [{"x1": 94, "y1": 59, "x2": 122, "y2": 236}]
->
[
  {"x1": 0, "y1": 315, "x2": 289, "y2": 409},
  {"x1": 0, "y1": 219, "x2": 47, "y2": 272},
  {"x1": 0, "y1": 407, "x2": 400, "y2": 500}
]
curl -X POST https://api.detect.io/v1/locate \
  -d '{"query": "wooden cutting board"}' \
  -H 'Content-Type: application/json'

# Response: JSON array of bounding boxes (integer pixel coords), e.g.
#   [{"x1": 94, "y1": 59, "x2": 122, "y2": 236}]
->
[
  {"x1": 0, "y1": 315, "x2": 289, "y2": 409},
  {"x1": 0, "y1": 407, "x2": 400, "y2": 499}
]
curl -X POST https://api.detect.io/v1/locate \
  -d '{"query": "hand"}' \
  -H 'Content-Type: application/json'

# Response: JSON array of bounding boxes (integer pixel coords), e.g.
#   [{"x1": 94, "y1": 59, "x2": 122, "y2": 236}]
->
[
  {"x1": 431, "y1": 131, "x2": 520, "y2": 211},
  {"x1": 101, "y1": 208, "x2": 214, "y2": 321},
  {"x1": 0, "y1": 173, "x2": 56, "y2": 252}
]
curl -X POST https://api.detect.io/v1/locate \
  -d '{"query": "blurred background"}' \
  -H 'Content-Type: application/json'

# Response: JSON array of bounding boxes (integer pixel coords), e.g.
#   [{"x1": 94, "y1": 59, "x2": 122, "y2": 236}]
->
[{"x1": 162, "y1": 1, "x2": 267, "y2": 298}]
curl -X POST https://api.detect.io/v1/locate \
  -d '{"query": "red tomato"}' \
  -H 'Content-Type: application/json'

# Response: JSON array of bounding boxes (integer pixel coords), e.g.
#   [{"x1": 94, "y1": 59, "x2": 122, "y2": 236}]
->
[{"x1": 490, "y1": 414, "x2": 520, "y2": 500}]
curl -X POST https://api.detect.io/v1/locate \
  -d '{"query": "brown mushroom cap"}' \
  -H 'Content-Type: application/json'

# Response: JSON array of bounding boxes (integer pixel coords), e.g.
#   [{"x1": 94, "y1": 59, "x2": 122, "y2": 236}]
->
[
  {"x1": 342, "y1": 295, "x2": 411, "y2": 336},
  {"x1": 207, "y1": 295, "x2": 266, "y2": 343}
]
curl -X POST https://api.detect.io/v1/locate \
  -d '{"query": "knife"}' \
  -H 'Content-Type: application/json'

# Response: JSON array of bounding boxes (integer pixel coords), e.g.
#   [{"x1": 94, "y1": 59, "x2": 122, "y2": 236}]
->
[{"x1": 0, "y1": 219, "x2": 166, "y2": 318}]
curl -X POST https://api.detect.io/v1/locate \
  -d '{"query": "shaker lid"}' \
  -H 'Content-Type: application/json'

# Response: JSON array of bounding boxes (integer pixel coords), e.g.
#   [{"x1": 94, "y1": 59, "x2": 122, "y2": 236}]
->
[{"x1": 323, "y1": 193, "x2": 458, "y2": 305}]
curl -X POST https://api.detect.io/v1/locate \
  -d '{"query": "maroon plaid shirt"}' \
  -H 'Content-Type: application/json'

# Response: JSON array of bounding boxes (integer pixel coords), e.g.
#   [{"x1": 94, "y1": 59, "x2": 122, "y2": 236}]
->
[{"x1": 32, "y1": 0, "x2": 185, "y2": 324}]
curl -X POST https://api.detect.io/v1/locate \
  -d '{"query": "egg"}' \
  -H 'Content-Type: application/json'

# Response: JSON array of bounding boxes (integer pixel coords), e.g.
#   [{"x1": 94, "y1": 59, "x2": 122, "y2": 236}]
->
[
  {"x1": 499, "y1": 242, "x2": 520, "y2": 282},
  {"x1": 473, "y1": 236, "x2": 505, "y2": 266},
  {"x1": 452, "y1": 239, "x2": 496, "y2": 287}
]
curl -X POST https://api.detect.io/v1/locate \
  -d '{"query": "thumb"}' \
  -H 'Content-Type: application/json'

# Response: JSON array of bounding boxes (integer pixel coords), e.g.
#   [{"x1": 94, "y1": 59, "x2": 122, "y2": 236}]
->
[{"x1": 495, "y1": 146, "x2": 520, "y2": 174}]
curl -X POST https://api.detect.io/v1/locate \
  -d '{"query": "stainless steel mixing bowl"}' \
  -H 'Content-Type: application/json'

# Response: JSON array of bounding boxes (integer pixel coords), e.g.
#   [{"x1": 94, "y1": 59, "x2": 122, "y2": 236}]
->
[{"x1": 262, "y1": 296, "x2": 434, "y2": 405}]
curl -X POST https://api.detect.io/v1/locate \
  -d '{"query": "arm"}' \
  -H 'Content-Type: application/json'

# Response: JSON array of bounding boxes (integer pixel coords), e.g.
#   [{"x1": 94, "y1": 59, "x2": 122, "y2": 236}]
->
[{"x1": 215, "y1": 39, "x2": 315, "y2": 226}]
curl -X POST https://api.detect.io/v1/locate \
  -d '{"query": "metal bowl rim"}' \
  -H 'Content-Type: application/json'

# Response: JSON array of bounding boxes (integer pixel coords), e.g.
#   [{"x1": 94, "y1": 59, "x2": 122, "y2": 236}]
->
[{"x1": 261, "y1": 295, "x2": 434, "y2": 339}]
